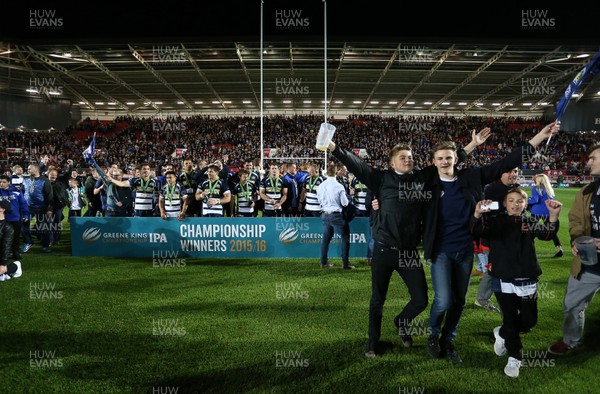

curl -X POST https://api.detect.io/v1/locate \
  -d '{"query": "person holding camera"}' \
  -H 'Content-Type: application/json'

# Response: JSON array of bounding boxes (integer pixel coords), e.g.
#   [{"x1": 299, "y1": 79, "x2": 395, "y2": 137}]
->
[
  {"x1": 424, "y1": 122, "x2": 559, "y2": 365},
  {"x1": 471, "y1": 188, "x2": 562, "y2": 378}
]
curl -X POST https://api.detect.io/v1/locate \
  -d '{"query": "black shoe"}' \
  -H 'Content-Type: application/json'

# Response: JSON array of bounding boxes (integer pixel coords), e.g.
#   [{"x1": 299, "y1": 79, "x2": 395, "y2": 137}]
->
[
  {"x1": 554, "y1": 250, "x2": 564, "y2": 258},
  {"x1": 427, "y1": 336, "x2": 441, "y2": 358},
  {"x1": 445, "y1": 342, "x2": 463, "y2": 365},
  {"x1": 393, "y1": 316, "x2": 413, "y2": 348}
]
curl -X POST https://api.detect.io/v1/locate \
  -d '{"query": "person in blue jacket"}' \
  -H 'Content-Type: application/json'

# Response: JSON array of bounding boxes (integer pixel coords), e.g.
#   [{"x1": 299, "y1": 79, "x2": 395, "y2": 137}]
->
[
  {"x1": 528, "y1": 173, "x2": 563, "y2": 257},
  {"x1": 0, "y1": 175, "x2": 29, "y2": 259}
]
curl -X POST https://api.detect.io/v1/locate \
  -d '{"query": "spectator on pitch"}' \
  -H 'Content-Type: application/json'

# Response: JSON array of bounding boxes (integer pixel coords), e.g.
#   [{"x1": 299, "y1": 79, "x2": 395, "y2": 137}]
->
[
  {"x1": 21, "y1": 163, "x2": 54, "y2": 254},
  {"x1": 528, "y1": 173, "x2": 564, "y2": 257},
  {"x1": 47, "y1": 167, "x2": 70, "y2": 247},
  {"x1": 0, "y1": 175, "x2": 29, "y2": 260},
  {"x1": 471, "y1": 188, "x2": 562, "y2": 378},
  {"x1": 100, "y1": 169, "x2": 133, "y2": 217},
  {"x1": 0, "y1": 200, "x2": 23, "y2": 282},
  {"x1": 85, "y1": 168, "x2": 102, "y2": 217},
  {"x1": 259, "y1": 163, "x2": 287, "y2": 217},
  {"x1": 109, "y1": 163, "x2": 159, "y2": 217},
  {"x1": 67, "y1": 178, "x2": 86, "y2": 217},
  {"x1": 473, "y1": 168, "x2": 520, "y2": 314},
  {"x1": 549, "y1": 142, "x2": 600, "y2": 356},
  {"x1": 423, "y1": 123, "x2": 559, "y2": 365},
  {"x1": 329, "y1": 131, "x2": 490, "y2": 358},
  {"x1": 316, "y1": 163, "x2": 354, "y2": 271},
  {"x1": 159, "y1": 170, "x2": 188, "y2": 220},
  {"x1": 195, "y1": 164, "x2": 231, "y2": 218},
  {"x1": 10, "y1": 165, "x2": 25, "y2": 193},
  {"x1": 94, "y1": 166, "x2": 110, "y2": 217}
]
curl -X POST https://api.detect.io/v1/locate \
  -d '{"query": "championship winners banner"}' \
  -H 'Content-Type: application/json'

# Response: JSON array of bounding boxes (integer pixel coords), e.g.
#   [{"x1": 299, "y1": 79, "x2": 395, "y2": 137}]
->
[{"x1": 70, "y1": 217, "x2": 370, "y2": 258}]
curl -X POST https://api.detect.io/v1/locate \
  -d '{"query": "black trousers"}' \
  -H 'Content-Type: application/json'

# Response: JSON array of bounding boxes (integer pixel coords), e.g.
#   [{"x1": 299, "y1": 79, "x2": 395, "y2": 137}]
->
[
  {"x1": 367, "y1": 244, "x2": 428, "y2": 350},
  {"x1": 494, "y1": 291, "x2": 538, "y2": 359},
  {"x1": 8, "y1": 220, "x2": 22, "y2": 258}
]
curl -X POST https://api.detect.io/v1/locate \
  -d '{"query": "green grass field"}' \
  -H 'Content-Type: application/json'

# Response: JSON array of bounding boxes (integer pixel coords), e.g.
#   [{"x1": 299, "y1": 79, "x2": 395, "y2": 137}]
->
[{"x1": 3, "y1": 188, "x2": 600, "y2": 393}]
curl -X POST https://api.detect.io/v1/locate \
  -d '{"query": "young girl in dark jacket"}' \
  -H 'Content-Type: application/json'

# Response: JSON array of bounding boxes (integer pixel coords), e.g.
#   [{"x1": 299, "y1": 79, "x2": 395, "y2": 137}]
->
[{"x1": 470, "y1": 187, "x2": 562, "y2": 378}]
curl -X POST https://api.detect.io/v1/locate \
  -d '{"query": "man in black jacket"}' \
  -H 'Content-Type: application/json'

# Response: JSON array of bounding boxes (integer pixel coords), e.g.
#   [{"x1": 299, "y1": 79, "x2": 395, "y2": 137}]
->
[
  {"x1": 326, "y1": 129, "x2": 490, "y2": 357},
  {"x1": 47, "y1": 167, "x2": 70, "y2": 248},
  {"x1": 423, "y1": 122, "x2": 559, "y2": 364}
]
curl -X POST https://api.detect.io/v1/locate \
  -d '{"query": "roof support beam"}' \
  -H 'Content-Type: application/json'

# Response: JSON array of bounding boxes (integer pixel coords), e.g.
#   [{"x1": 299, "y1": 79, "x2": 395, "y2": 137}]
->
[{"x1": 128, "y1": 44, "x2": 193, "y2": 110}]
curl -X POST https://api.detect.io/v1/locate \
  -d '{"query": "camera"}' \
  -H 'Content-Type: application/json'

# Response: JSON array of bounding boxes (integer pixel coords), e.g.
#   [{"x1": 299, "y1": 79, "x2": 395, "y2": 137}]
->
[{"x1": 481, "y1": 201, "x2": 499, "y2": 210}]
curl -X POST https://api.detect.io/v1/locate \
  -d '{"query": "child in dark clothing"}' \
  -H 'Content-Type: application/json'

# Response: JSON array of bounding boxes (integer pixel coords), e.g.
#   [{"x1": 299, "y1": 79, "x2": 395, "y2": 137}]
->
[{"x1": 470, "y1": 187, "x2": 562, "y2": 378}]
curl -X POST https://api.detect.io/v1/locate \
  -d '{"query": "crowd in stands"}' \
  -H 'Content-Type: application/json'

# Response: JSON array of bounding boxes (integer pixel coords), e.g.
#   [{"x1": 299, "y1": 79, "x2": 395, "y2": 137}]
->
[{"x1": 0, "y1": 114, "x2": 595, "y2": 176}]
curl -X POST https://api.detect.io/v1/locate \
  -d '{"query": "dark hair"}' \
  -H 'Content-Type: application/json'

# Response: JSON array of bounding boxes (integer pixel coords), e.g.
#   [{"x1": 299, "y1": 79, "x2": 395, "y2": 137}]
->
[
  {"x1": 0, "y1": 175, "x2": 9, "y2": 182},
  {"x1": 207, "y1": 164, "x2": 220, "y2": 172},
  {"x1": 165, "y1": 170, "x2": 177, "y2": 177}
]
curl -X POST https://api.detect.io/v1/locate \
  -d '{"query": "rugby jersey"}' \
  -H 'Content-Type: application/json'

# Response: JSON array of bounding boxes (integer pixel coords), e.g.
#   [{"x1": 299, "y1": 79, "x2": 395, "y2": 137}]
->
[
  {"x1": 303, "y1": 175, "x2": 324, "y2": 212},
  {"x1": 233, "y1": 181, "x2": 257, "y2": 215},
  {"x1": 351, "y1": 177, "x2": 369, "y2": 213},
  {"x1": 160, "y1": 182, "x2": 186, "y2": 217},
  {"x1": 260, "y1": 176, "x2": 286, "y2": 212},
  {"x1": 198, "y1": 178, "x2": 229, "y2": 216},
  {"x1": 129, "y1": 177, "x2": 158, "y2": 212}
]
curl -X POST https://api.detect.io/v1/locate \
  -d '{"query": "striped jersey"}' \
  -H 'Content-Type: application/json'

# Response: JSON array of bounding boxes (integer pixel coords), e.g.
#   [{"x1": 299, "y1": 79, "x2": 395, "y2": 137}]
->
[
  {"x1": 233, "y1": 181, "x2": 257, "y2": 215},
  {"x1": 160, "y1": 182, "x2": 186, "y2": 217},
  {"x1": 198, "y1": 178, "x2": 229, "y2": 216},
  {"x1": 351, "y1": 177, "x2": 369, "y2": 212},
  {"x1": 260, "y1": 176, "x2": 286, "y2": 212},
  {"x1": 129, "y1": 177, "x2": 158, "y2": 212},
  {"x1": 303, "y1": 175, "x2": 324, "y2": 212}
]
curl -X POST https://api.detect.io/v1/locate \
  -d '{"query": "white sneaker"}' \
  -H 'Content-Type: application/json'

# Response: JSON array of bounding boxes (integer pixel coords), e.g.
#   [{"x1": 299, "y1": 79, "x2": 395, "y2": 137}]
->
[
  {"x1": 504, "y1": 356, "x2": 521, "y2": 378},
  {"x1": 0, "y1": 274, "x2": 11, "y2": 282},
  {"x1": 493, "y1": 326, "x2": 506, "y2": 356},
  {"x1": 12, "y1": 261, "x2": 22, "y2": 278}
]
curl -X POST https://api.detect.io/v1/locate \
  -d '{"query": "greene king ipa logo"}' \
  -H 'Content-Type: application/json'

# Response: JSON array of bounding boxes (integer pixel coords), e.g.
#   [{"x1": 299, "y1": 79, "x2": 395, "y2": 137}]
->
[{"x1": 29, "y1": 10, "x2": 63, "y2": 29}]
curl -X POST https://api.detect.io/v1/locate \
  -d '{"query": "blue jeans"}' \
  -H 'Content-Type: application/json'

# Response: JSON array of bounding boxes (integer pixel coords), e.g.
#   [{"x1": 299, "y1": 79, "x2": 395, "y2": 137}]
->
[
  {"x1": 320, "y1": 212, "x2": 349, "y2": 266},
  {"x1": 429, "y1": 250, "x2": 474, "y2": 342}
]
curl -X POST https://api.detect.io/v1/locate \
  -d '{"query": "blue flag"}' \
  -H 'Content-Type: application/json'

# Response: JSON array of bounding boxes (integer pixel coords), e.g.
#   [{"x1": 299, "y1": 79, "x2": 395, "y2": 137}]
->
[
  {"x1": 83, "y1": 133, "x2": 96, "y2": 165},
  {"x1": 555, "y1": 49, "x2": 600, "y2": 120}
]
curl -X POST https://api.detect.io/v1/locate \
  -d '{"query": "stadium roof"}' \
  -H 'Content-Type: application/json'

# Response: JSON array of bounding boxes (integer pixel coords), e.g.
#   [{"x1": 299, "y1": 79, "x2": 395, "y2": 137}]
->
[{"x1": 1, "y1": 2, "x2": 600, "y2": 116}]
